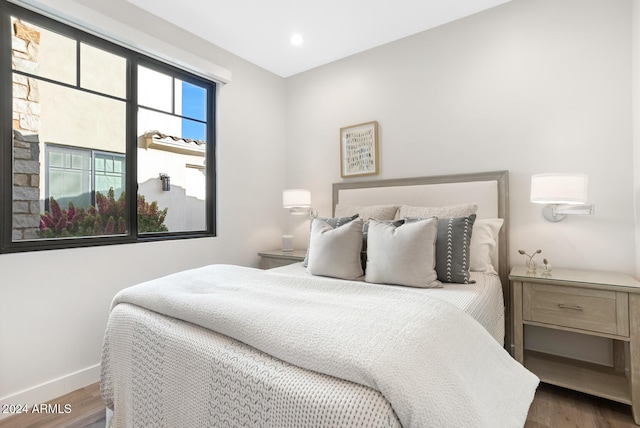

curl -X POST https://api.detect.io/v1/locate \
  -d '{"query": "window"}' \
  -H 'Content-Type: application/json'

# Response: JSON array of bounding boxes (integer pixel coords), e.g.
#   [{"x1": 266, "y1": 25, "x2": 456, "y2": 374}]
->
[
  {"x1": 137, "y1": 65, "x2": 209, "y2": 233},
  {"x1": 1, "y1": 1, "x2": 216, "y2": 252},
  {"x1": 45, "y1": 145, "x2": 126, "y2": 212}
]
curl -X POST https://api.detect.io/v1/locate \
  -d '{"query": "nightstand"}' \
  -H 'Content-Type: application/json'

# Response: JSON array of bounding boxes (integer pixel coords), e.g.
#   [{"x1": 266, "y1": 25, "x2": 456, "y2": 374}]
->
[
  {"x1": 258, "y1": 249, "x2": 306, "y2": 269},
  {"x1": 510, "y1": 265, "x2": 640, "y2": 424}
]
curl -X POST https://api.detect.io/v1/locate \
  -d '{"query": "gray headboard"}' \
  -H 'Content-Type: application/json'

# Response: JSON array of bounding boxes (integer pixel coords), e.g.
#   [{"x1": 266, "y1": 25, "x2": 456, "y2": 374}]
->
[{"x1": 332, "y1": 170, "x2": 511, "y2": 350}]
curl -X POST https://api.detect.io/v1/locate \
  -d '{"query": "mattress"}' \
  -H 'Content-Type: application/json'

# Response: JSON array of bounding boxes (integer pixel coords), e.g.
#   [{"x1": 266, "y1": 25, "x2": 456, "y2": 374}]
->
[{"x1": 272, "y1": 263, "x2": 505, "y2": 344}]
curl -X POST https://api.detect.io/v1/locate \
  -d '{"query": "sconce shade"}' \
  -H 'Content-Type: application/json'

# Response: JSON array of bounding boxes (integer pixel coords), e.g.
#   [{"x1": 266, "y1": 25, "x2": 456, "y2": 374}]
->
[
  {"x1": 530, "y1": 173, "x2": 588, "y2": 205},
  {"x1": 283, "y1": 189, "x2": 311, "y2": 208}
]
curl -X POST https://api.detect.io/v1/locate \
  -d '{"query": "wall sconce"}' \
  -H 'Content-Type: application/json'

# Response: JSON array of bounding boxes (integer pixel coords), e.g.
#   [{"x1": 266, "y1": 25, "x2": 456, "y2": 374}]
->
[
  {"x1": 159, "y1": 173, "x2": 170, "y2": 191},
  {"x1": 530, "y1": 173, "x2": 594, "y2": 222},
  {"x1": 283, "y1": 189, "x2": 317, "y2": 218}
]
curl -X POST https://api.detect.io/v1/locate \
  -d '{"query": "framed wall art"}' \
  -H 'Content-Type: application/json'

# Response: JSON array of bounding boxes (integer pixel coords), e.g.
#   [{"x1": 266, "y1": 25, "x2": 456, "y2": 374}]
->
[{"x1": 340, "y1": 121, "x2": 379, "y2": 178}]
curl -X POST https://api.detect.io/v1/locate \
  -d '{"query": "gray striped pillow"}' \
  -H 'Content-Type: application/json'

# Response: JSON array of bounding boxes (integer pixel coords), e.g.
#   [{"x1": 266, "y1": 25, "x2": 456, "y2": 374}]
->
[
  {"x1": 435, "y1": 214, "x2": 476, "y2": 284},
  {"x1": 406, "y1": 214, "x2": 476, "y2": 284}
]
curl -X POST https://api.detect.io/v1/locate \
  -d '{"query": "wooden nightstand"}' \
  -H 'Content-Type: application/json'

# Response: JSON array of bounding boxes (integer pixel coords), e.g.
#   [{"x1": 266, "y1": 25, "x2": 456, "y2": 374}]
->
[
  {"x1": 510, "y1": 265, "x2": 640, "y2": 424},
  {"x1": 258, "y1": 249, "x2": 306, "y2": 269}
]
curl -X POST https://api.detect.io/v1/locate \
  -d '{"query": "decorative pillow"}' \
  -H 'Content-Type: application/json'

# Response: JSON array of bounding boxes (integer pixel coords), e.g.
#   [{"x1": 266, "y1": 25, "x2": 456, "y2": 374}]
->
[
  {"x1": 395, "y1": 204, "x2": 477, "y2": 220},
  {"x1": 365, "y1": 218, "x2": 441, "y2": 288},
  {"x1": 307, "y1": 218, "x2": 364, "y2": 280},
  {"x1": 436, "y1": 215, "x2": 476, "y2": 284},
  {"x1": 335, "y1": 204, "x2": 398, "y2": 221},
  {"x1": 302, "y1": 214, "x2": 359, "y2": 267},
  {"x1": 470, "y1": 218, "x2": 504, "y2": 274},
  {"x1": 407, "y1": 214, "x2": 476, "y2": 284},
  {"x1": 361, "y1": 219, "x2": 405, "y2": 269}
]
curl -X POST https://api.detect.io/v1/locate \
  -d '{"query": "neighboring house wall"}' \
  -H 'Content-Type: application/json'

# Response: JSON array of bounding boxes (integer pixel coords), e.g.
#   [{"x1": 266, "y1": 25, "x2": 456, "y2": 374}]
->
[
  {"x1": 37, "y1": 23, "x2": 126, "y2": 155},
  {"x1": 137, "y1": 141, "x2": 206, "y2": 232}
]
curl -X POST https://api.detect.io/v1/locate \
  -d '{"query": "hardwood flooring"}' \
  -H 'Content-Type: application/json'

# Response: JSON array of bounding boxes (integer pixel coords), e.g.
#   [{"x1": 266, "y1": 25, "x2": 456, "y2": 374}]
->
[
  {"x1": 526, "y1": 384, "x2": 637, "y2": 428},
  {"x1": 0, "y1": 382, "x2": 637, "y2": 427},
  {"x1": 0, "y1": 383, "x2": 104, "y2": 428}
]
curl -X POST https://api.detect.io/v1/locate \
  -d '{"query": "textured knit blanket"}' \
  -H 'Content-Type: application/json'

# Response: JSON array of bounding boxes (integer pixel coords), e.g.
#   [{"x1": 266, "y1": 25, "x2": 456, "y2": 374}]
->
[{"x1": 110, "y1": 264, "x2": 538, "y2": 427}]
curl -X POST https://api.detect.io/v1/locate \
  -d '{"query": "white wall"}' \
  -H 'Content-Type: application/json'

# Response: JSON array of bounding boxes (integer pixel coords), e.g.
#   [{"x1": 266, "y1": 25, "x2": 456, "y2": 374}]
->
[
  {"x1": 285, "y1": 0, "x2": 635, "y2": 275},
  {"x1": 634, "y1": 0, "x2": 640, "y2": 278},
  {"x1": 0, "y1": 0, "x2": 287, "y2": 413},
  {"x1": 285, "y1": 0, "x2": 635, "y2": 365}
]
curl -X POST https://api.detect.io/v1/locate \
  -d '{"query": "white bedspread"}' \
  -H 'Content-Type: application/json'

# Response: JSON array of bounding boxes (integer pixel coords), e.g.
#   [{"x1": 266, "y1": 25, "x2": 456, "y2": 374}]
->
[
  {"x1": 273, "y1": 263, "x2": 506, "y2": 344},
  {"x1": 112, "y1": 264, "x2": 538, "y2": 428}
]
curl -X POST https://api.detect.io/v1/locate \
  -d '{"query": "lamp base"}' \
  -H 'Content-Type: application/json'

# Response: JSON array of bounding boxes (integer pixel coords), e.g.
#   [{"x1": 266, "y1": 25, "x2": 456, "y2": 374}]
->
[
  {"x1": 288, "y1": 207, "x2": 318, "y2": 219},
  {"x1": 282, "y1": 235, "x2": 294, "y2": 252},
  {"x1": 542, "y1": 205, "x2": 566, "y2": 222}
]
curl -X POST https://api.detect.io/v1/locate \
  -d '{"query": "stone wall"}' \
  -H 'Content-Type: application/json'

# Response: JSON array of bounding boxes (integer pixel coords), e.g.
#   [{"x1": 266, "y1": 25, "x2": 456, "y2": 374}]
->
[{"x1": 11, "y1": 18, "x2": 42, "y2": 240}]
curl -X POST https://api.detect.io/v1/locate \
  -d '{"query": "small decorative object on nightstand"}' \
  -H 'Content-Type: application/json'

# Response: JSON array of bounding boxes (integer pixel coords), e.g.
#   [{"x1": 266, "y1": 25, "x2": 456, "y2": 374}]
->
[
  {"x1": 510, "y1": 265, "x2": 640, "y2": 424},
  {"x1": 518, "y1": 249, "x2": 542, "y2": 273},
  {"x1": 258, "y1": 249, "x2": 306, "y2": 269},
  {"x1": 282, "y1": 235, "x2": 294, "y2": 252}
]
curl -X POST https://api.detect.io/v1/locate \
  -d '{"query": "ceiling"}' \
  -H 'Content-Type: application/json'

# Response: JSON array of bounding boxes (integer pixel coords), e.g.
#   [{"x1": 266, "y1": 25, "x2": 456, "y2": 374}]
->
[{"x1": 121, "y1": 0, "x2": 512, "y2": 78}]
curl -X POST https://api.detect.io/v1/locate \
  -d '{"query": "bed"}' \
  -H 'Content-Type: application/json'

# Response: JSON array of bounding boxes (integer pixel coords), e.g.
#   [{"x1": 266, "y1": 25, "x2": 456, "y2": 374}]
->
[{"x1": 100, "y1": 170, "x2": 538, "y2": 428}]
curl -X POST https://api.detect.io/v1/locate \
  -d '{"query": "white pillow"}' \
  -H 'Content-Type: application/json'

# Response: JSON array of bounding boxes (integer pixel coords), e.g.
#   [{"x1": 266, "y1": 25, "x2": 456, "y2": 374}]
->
[
  {"x1": 469, "y1": 218, "x2": 504, "y2": 274},
  {"x1": 395, "y1": 203, "x2": 477, "y2": 220},
  {"x1": 335, "y1": 204, "x2": 398, "y2": 221},
  {"x1": 307, "y1": 218, "x2": 364, "y2": 280},
  {"x1": 365, "y1": 218, "x2": 441, "y2": 288}
]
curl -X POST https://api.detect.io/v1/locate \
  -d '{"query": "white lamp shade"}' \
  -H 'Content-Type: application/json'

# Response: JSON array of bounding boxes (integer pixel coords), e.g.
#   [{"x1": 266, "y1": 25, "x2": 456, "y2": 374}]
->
[
  {"x1": 530, "y1": 173, "x2": 588, "y2": 205},
  {"x1": 283, "y1": 189, "x2": 311, "y2": 208}
]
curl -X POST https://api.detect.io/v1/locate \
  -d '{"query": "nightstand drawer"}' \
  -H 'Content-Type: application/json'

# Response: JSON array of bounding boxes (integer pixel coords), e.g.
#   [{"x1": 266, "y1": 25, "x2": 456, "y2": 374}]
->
[
  {"x1": 258, "y1": 249, "x2": 306, "y2": 270},
  {"x1": 523, "y1": 283, "x2": 629, "y2": 336},
  {"x1": 260, "y1": 256, "x2": 299, "y2": 269}
]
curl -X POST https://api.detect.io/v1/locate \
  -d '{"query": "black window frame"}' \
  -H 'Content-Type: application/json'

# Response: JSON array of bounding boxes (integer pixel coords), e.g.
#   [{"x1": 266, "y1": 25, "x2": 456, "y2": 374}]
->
[{"x1": 0, "y1": 1, "x2": 217, "y2": 253}]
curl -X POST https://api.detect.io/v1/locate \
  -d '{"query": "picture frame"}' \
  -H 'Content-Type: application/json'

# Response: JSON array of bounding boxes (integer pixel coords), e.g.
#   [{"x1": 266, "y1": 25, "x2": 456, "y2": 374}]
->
[{"x1": 340, "y1": 121, "x2": 379, "y2": 178}]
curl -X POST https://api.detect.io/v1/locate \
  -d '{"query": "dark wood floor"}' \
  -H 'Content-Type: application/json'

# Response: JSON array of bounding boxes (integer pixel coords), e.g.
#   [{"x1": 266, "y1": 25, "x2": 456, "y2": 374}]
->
[{"x1": 0, "y1": 382, "x2": 637, "y2": 427}]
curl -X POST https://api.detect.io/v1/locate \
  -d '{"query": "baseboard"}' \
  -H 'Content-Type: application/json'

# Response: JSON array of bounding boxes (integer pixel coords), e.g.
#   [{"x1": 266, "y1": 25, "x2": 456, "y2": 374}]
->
[{"x1": 0, "y1": 364, "x2": 100, "y2": 421}]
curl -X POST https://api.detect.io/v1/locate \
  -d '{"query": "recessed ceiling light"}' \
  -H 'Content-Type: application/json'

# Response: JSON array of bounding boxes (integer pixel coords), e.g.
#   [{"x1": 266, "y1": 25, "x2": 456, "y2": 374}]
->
[{"x1": 290, "y1": 34, "x2": 304, "y2": 46}]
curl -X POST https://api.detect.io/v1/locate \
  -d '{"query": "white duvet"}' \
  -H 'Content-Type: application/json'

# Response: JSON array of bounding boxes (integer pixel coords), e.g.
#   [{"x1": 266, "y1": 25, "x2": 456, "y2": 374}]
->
[
  {"x1": 273, "y1": 262, "x2": 506, "y2": 344},
  {"x1": 112, "y1": 264, "x2": 538, "y2": 428}
]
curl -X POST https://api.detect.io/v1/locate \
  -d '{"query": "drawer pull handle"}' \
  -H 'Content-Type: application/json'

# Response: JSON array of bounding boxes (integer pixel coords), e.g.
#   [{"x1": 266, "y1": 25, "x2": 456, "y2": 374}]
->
[{"x1": 558, "y1": 304, "x2": 584, "y2": 311}]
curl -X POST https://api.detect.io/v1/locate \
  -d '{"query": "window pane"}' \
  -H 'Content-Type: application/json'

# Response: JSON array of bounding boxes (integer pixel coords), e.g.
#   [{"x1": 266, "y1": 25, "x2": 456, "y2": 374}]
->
[
  {"x1": 95, "y1": 157, "x2": 104, "y2": 171},
  {"x1": 80, "y1": 43, "x2": 127, "y2": 98},
  {"x1": 95, "y1": 153, "x2": 125, "y2": 199},
  {"x1": 47, "y1": 146, "x2": 91, "y2": 210},
  {"x1": 11, "y1": 17, "x2": 76, "y2": 85},
  {"x1": 49, "y1": 151, "x2": 63, "y2": 168},
  {"x1": 12, "y1": 74, "x2": 127, "y2": 241},
  {"x1": 137, "y1": 108, "x2": 206, "y2": 234},
  {"x1": 138, "y1": 65, "x2": 172, "y2": 112},
  {"x1": 71, "y1": 153, "x2": 84, "y2": 169},
  {"x1": 181, "y1": 118, "x2": 206, "y2": 142},
  {"x1": 178, "y1": 80, "x2": 206, "y2": 121}
]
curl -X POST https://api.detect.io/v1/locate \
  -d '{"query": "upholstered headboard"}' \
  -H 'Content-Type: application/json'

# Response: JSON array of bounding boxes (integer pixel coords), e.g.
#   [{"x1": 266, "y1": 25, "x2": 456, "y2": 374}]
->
[{"x1": 332, "y1": 170, "x2": 511, "y2": 349}]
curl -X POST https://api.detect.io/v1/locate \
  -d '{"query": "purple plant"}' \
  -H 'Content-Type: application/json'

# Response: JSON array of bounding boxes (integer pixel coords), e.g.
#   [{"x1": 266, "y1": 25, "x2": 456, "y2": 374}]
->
[{"x1": 38, "y1": 189, "x2": 168, "y2": 238}]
